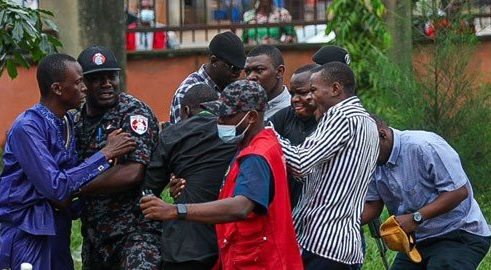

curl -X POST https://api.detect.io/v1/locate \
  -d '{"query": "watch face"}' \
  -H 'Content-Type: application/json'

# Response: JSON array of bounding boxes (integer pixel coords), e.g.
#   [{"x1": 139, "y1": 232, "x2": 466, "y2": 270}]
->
[{"x1": 413, "y1": 212, "x2": 422, "y2": 223}]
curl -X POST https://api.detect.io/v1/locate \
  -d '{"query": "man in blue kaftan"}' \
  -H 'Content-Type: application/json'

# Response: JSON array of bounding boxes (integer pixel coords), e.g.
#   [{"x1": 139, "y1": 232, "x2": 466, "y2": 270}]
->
[{"x1": 0, "y1": 54, "x2": 135, "y2": 270}]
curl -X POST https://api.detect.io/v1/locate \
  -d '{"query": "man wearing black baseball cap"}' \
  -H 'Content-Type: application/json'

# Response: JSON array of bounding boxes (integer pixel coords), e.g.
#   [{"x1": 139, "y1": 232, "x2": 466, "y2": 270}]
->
[
  {"x1": 169, "y1": 31, "x2": 246, "y2": 124},
  {"x1": 141, "y1": 80, "x2": 303, "y2": 270},
  {"x1": 75, "y1": 45, "x2": 162, "y2": 269},
  {"x1": 312, "y1": 45, "x2": 351, "y2": 65}
]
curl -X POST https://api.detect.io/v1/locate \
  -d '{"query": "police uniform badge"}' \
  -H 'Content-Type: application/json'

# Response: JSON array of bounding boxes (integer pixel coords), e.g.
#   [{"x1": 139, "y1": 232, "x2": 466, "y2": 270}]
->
[
  {"x1": 130, "y1": 115, "x2": 148, "y2": 135},
  {"x1": 345, "y1": 53, "x2": 351, "y2": 65},
  {"x1": 92, "y1": 53, "x2": 106, "y2": 65}
]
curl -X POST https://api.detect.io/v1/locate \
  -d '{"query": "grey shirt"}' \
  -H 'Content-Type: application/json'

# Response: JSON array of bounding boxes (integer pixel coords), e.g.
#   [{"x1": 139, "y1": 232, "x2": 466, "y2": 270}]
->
[{"x1": 265, "y1": 86, "x2": 291, "y2": 120}]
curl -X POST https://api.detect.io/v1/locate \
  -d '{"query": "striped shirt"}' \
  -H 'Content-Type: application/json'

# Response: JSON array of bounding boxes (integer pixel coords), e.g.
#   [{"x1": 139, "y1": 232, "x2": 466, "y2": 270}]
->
[
  {"x1": 169, "y1": 65, "x2": 219, "y2": 124},
  {"x1": 279, "y1": 96, "x2": 379, "y2": 264}
]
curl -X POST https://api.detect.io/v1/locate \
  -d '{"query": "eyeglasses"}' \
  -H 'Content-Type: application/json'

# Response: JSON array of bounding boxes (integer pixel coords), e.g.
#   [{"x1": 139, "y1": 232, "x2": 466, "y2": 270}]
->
[{"x1": 217, "y1": 57, "x2": 242, "y2": 74}]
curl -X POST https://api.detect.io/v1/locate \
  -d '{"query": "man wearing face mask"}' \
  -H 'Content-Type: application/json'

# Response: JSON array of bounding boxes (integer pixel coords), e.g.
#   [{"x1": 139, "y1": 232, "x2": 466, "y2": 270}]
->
[
  {"x1": 169, "y1": 31, "x2": 246, "y2": 124},
  {"x1": 127, "y1": 0, "x2": 167, "y2": 51},
  {"x1": 141, "y1": 80, "x2": 303, "y2": 270},
  {"x1": 75, "y1": 46, "x2": 161, "y2": 270}
]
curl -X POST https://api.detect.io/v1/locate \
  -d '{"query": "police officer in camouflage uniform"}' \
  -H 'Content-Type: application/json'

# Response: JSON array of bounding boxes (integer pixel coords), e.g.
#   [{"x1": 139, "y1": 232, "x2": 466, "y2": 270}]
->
[{"x1": 74, "y1": 46, "x2": 161, "y2": 270}]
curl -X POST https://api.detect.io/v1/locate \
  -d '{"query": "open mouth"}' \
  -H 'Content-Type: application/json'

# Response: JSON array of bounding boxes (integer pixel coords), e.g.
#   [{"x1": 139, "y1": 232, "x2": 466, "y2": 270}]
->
[
  {"x1": 293, "y1": 104, "x2": 306, "y2": 112},
  {"x1": 99, "y1": 90, "x2": 115, "y2": 100}
]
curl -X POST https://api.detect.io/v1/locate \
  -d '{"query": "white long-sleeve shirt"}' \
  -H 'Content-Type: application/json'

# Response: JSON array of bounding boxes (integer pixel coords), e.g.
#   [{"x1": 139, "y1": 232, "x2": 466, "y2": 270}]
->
[{"x1": 279, "y1": 96, "x2": 379, "y2": 264}]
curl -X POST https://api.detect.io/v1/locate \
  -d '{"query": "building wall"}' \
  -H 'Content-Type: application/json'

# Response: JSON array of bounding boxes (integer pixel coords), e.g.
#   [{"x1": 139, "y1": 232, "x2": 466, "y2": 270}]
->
[
  {"x1": 2, "y1": 42, "x2": 491, "y2": 144},
  {"x1": 40, "y1": 0, "x2": 83, "y2": 57},
  {"x1": 125, "y1": 46, "x2": 316, "y2": 122}
]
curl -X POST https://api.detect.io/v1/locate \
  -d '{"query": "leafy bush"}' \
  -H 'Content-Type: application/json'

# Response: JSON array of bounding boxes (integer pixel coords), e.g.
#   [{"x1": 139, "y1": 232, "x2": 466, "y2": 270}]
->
[
  {"x1": 373, "y1": 2, "x2": 491, "y2": 187},
  {"x1": 0, "y1": 0, "x2": 62, "y2": 78},
  {"x1": 325, "y1": 0, "x2": 392, "y2": 114}
]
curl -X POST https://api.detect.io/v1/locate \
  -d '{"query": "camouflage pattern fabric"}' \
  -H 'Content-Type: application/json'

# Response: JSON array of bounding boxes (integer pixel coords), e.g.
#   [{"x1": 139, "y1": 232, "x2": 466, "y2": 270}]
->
[
  {"x1": 74, "y1": 93, "x2": 161, "y2": 269},
  {"x1": 81, "y1": 226, "x2": 161, "y2": 270},
  {"x1": 201, "y1": 80, "x2": 267, "y2": 117}
]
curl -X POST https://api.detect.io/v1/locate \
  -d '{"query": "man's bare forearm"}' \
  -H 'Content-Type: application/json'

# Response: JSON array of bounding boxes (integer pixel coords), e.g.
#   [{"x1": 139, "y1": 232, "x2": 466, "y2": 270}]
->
[
  {"x1": 419, "y1": 184, "x2": 468, "y2": 221},
  {"x1": 362, "y1": 200, "x2": 384, "y2": 225},
  {"x1": 185, "y1": 196, "x2": 255, "y2": 224}
]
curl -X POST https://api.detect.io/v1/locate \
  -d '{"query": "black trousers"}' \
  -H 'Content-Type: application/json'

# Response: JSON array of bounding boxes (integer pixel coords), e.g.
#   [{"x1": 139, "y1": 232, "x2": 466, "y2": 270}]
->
[
  {"x1": 391, "y1": 230, "x2": 491, "y2": 270},
  {"x1": 302, "y1": 249, "x2": 358, "y2": 270}
]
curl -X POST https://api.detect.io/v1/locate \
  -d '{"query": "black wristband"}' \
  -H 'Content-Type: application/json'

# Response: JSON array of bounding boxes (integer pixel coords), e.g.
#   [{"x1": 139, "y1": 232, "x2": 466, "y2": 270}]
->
[{"x1": 176, "y1": 204, "x2": 187, "y2": 220}]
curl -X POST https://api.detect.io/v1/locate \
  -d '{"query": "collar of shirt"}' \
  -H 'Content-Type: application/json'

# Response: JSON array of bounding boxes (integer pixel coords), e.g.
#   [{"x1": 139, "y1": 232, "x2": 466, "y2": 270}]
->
[
  {"x1": 387, "y1": 128, "x2": 402, "y2": 166},
  {"x1": 268, "y1": 85, "x2": 290, "y2": 108},
  {"x1": 331, "y1": 95, "x2": 360, "y2": 110},
  {"x1": 34, "y1": 103, "x2": 65, "y2": 128},
  {"x1": 34, "y1": 103, "x2": 74, "y2": 150},
  {"x1": 318, "y1": 96, "x2": 363, "y2": 124},
  {"x1": 197, "y1": 65, "x2": 220, "y2": 92}
]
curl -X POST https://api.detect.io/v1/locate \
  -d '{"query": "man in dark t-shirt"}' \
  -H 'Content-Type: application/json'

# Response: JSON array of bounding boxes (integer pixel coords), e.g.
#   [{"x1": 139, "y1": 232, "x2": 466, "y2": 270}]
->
[{"x1": 268, "y1": 63, "x2": 319, "y2": 207}]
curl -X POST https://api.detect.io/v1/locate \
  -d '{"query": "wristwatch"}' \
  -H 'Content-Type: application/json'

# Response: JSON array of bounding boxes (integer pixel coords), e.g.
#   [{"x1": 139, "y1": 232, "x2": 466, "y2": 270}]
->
[
  {"x1": 176, "y1": 204, "x2": 187, "y2": 220},
  {"x1": 413, "y1": 211, "x2": 424, "y2": 225}
]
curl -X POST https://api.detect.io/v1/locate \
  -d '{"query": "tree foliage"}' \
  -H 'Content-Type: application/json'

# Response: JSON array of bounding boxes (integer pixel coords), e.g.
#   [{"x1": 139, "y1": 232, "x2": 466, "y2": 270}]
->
[
  {"x1": 327, "y1": 0, "x2": 491, "y2": 185},
  {"x1": 375, "y1": 0, "x2": 491, "y2": 185},
  {"x1": 325, "y1": 0, "x2": 392, "y2": 113},
  {"x1": 0, "y1": 0, "x2": 62, "y2": 79}
]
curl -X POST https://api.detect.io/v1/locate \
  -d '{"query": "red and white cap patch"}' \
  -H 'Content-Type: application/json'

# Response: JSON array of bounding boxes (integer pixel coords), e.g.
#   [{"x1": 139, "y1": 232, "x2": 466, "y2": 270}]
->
[
  {"x1": 130, "y1": 115, "x2": 148, "y2": 135},
  {"x1": 92, "y1": 53, "x2": 106, "y2": 66}
]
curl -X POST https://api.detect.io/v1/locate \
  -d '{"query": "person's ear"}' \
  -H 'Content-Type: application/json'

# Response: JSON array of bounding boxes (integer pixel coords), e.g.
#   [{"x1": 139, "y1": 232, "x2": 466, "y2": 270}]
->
[
  {"x1": 247, "y1": 110, "x2": 259, "y2": 125},
  {"x1": 379, "y1": 128, "x2": 387, "y2": 140},
  {"x1": 276, "y1": 65, "x2": 285, "y2": 79},
  {"x1": 51, "y1": 82, "x2": 62, "y2": 96},
  {"x1": 182, "y1": 106, "x2": 191, "y2": 119},
  {"x1": 331, "y1": 81, "x2": 342, "y2": 97},
  {"x1": 210, "y1": 55, "x2": 219, "y2": 67}
]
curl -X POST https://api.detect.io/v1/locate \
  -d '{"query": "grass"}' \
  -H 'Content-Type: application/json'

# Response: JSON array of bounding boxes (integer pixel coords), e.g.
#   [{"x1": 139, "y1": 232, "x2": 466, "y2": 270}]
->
[
  {"x1": 70, "y1": 187, "x2": 491, "y2": 270},
  {"x1": 70, "y1": 188, "x2": 174, "y2": 268}
]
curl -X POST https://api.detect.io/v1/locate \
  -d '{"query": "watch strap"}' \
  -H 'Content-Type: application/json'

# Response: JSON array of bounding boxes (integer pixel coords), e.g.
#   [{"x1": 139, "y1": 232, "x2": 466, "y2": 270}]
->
[{"x1": 176, "y1": 203, "x2": 187, "y2": 220}]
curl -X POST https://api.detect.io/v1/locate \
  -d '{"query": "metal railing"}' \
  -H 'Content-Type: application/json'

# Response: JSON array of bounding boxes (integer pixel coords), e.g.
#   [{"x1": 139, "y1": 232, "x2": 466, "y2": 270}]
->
[
  {"x1": 125, "y1": 0, "x2": 491, "y2": 51},
  {"x1": 473, "y1": 1, "x2": 491, "y2": 36},
  {"x1": 125, "y1": 0, "x2": 333, "y2": 51}
]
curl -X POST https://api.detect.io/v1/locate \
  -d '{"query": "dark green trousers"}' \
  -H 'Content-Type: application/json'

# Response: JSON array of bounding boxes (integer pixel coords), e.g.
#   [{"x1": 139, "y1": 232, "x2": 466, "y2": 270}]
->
[{"x1": 391, "y1": 230, "x2": 490, "y2": 270}]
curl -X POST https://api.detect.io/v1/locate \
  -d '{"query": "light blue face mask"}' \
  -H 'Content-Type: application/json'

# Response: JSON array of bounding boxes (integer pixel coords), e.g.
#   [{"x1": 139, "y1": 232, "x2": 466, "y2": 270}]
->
[
  {"x1": 217, "y1": 112, "x2": 251, "y2": 143},
  {"x1": 140, "y1": 9, "x2": 155, "y2": 23}
]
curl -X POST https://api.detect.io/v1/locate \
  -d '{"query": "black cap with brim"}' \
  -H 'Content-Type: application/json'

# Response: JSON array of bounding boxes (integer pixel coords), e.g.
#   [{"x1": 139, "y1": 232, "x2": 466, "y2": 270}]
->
[
  {"x1": 209, "y1": 31, "x2": 246, "y2": 69},
  {"x1": 201, "y1": 100, "x2": 227, "y2": 117},
  {"x1": 312, "y1": 46, "x2": 350, "y2": 65},
  {"x1": 77, "y1": 45, "x2": 122, "y2": 75},
  {"x1": 200, "y1": 80, "x2": 267, "y2": 117},
  {"x1": 82, "y1": 67, "x2": 121, "y2": 75}
]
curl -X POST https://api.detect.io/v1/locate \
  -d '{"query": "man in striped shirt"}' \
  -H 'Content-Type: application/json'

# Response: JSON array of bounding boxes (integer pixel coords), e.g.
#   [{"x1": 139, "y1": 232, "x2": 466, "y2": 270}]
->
[{"x1": 278, "y1": 62, "x2": 379, "y2": 269}]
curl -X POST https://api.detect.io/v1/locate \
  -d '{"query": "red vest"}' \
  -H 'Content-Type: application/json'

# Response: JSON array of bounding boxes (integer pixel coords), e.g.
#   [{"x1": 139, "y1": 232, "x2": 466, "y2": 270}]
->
[
  {"x1": 215, "y1": 128, "x2": 303, "y2": 270},
  {"x1": 126, "y1": 22, "x2": 167, "y2": 51}
]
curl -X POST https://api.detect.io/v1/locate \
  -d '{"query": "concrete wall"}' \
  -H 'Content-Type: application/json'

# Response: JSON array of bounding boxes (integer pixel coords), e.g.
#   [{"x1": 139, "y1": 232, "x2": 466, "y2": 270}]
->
[
  {"x1": 125, "y1": 46, "x2": 317, "y2": 122},
  {"x1": 2, "y1": 42, "x2": 491, "y2": 144},
  {"x1": 40, "y1": 0, "x2": 83, "y2": 57}
]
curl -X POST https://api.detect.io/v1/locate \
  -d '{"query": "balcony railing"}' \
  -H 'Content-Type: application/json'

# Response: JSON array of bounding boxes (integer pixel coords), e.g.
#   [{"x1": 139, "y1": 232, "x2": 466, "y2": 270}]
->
[
  {"x1": 125, "y1": 0, "x2": 491, "y2": 52},
  {"x1": 125, "y1": 0, "x2": 333, "y2": 51}
]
